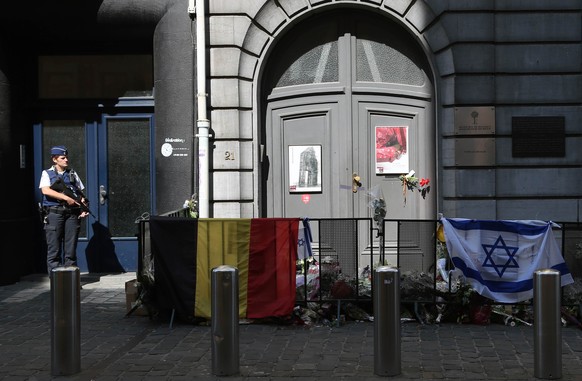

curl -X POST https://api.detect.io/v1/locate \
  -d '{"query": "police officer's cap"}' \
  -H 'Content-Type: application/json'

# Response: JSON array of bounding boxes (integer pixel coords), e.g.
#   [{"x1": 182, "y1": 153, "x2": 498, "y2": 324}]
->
[{"x1": 50, "y1": 146, "x2": 68, "y2": 156}]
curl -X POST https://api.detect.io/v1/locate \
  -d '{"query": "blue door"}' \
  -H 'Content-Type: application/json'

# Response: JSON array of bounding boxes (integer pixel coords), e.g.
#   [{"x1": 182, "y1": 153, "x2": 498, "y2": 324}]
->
[{"x1": 35, "y1": 112, "x2": 155, "y2": 272}]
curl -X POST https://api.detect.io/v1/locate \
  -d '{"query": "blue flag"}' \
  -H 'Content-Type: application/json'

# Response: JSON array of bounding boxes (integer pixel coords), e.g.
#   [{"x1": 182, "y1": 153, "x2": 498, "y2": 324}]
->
[
  {"x1": 297, "y1": 217, "x2": 314, "y2": 260},
  {"x1": 441, "y1": 218, "x2": 573, "y2": 303}
]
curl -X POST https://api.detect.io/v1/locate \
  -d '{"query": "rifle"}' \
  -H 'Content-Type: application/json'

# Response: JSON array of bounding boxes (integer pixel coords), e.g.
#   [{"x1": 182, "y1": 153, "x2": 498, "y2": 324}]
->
[{"x1": 50, "y1": 177, "x2": 96, "y2": 218}]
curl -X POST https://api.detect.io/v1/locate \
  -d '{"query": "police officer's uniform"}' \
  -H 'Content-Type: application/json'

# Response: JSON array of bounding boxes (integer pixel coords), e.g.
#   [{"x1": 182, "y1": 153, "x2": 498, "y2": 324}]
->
[{"x1": 39, "y1": 146, "x2": 86, "y2": 273}]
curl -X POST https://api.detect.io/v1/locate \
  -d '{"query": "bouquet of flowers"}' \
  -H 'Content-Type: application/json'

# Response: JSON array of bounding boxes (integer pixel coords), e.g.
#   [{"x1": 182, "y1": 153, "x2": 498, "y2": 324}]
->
[
  {"x1": 398, "y1": 170, "x2": 430, "y2": 205},
  {"x1": 183, "y1": 194, "x2": 198, "y2": 218},
  {"x1": 367, "y1": 185, "x2": 387, "y2": 234}
]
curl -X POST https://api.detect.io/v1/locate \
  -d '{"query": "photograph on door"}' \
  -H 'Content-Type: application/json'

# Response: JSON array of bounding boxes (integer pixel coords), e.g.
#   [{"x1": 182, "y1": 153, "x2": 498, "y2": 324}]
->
[
  {"x1": 288, "y1": 145, "x2": 322, "y2": 193},
  {"x1": 375, "y1": 126, "x2": 408, "y2": 174}
]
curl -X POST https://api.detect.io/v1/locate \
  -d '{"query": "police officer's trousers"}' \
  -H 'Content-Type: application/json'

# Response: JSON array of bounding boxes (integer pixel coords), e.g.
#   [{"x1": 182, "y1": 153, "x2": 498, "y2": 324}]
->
[{"x1": 45, "y1": 210, "x2": 81, "y2": 274}]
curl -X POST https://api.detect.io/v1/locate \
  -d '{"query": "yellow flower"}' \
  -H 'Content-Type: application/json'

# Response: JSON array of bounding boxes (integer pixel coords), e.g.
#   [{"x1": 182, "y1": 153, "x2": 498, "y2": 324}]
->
[{"x1": 437, "y1": 224, "x2": 445, "y2": 243}]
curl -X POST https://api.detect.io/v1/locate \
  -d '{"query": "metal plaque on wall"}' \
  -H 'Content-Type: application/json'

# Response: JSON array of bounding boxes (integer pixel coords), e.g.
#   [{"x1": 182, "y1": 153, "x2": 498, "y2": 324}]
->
[
  {"x1": 512, "y1": 116, "x2": 565, "y2": 157},
  {"x1": 455, "y1": 138, "x2": 496, "y2": 166},
  {"x1": 455, "y1": 107, "x2": 495, "y2": 135}
]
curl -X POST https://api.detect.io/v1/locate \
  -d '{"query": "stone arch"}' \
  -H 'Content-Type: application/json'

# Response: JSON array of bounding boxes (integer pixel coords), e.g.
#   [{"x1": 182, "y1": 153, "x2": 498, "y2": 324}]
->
[
  {"x1": 239, "y1": 1, "x2": 453, "y2": 216},
  {"x1": 208, "y1": 0, "x2": 455, "y2": 216},
  {"x1": 241, "y1": 1, "x2": 455, "y2": 82}
]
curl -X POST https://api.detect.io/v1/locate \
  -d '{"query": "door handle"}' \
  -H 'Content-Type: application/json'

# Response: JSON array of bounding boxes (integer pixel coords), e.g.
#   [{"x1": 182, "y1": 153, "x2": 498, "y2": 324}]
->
[
  {"x1": 99, "y1": 185, "x2": 108, "y2": 205},
  {"x1": 352, "y1": 172, "x2": 362, "y2": 193}
]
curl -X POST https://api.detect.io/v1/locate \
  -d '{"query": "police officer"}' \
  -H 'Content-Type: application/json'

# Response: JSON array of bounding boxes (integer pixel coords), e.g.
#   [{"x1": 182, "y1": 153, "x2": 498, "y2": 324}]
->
[{"x1": 39, "y1": 146, "x2": 89, "y2": 274}]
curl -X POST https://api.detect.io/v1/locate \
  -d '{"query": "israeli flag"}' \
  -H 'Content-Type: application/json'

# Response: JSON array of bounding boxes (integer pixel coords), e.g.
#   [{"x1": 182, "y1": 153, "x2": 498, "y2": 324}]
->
[
  {"x1": 441, "y1": 218, "x2": 574, "y2": 303},
  {"x1": 297, "y1": 217, "x2": 314, "y2": 260}
]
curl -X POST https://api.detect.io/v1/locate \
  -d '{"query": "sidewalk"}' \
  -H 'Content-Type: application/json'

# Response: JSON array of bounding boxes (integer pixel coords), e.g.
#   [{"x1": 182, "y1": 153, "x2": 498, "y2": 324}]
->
[{"x1": 1, "y1": 273, "x2": 582, "y2": 380}]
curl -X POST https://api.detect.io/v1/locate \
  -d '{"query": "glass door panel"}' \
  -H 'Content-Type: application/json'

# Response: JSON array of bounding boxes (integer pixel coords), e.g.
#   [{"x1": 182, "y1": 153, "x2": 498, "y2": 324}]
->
[
  {"x1": 97, "y1": 115, "x2": 153, "y2": 270},
  {"x1": 105, "y1": 118, "x2": 152, "y2": 237}
]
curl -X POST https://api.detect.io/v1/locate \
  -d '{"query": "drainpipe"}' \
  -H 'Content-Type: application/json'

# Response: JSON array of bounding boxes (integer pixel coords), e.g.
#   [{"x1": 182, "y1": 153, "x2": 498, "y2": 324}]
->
[{"x1": 192, "y1": 0, "x2": 210, "y2": 217}]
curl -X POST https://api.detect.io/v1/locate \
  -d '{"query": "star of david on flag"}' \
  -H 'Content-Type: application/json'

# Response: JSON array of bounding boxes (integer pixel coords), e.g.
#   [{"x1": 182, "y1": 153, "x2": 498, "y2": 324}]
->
[{"x1": 441, "y1": 218, "x2": 574, "y2": 303}]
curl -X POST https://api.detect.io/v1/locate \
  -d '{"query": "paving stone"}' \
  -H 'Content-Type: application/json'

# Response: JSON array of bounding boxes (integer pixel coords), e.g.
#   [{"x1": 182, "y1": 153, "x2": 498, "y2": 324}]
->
[{"x1": 2, "y1": 275, "x2": 582, "y2": 380}]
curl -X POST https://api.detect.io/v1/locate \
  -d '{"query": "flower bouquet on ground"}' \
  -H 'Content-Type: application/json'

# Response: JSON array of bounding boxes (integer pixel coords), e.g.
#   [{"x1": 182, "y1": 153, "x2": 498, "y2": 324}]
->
[{"x1": 398, "y1": 170, "x2": 430, "y2": 205}]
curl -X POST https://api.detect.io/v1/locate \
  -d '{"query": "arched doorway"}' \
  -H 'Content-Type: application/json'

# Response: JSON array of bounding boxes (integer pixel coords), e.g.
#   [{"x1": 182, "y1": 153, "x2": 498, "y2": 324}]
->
[{"x1": 261, "y1": 9, "x2": 436, "y2": 222}]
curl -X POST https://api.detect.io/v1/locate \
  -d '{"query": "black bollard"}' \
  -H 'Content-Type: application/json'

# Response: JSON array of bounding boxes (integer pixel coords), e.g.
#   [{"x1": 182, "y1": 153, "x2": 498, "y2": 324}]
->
[
  {"x1": 211, "y1": 265, "x2": 239, "y2": 376},
  {"x1": 374, "y1": 266, "x2": 401, "y2": 376},
  {"x1": 534, "y1": 269, "x2": 561, "y2": 379},
  {"x1": 51, "y1": 266, "x2": 81, "y2": 376}
]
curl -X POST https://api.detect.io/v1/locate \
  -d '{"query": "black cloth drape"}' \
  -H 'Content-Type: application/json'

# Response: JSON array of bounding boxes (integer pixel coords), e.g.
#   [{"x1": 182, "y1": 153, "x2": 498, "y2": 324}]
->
[{"x1": 149, "y1": 216, "x2": 198, "y2": 320}]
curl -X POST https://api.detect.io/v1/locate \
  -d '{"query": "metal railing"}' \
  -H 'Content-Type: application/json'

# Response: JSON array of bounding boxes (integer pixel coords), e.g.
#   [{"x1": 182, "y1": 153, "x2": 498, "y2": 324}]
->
[
  {"x1": 295, "y1": 218, "x2": 377, "y2": 305},
  {"x1": 136, "y1": 208, "x2": 188, "y2": 281},
  {"x1": 136, "y1": 216, "x2": 582, "y2": 307},
  {"x1": 295, "y1": 218, "x2": 440, "y2": 305},
  {"x1": 293, "y1": 219, "x2": 582, "y2": 307}
]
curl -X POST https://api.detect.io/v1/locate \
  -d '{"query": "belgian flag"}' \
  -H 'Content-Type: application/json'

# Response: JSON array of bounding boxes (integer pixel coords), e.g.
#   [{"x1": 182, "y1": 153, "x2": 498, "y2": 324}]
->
[{"x1": 149, "y1": 217, "x2": 299, "y2": 320}]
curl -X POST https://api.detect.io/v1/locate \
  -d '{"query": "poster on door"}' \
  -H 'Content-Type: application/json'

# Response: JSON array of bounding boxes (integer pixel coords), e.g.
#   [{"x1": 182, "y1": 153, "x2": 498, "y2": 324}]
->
[
  {"x1": 375, "y1": 126, "x2": 409, "y2": 174},
  {"x1": 288, "y1": 145, "x2": 322, "y2": 193}
]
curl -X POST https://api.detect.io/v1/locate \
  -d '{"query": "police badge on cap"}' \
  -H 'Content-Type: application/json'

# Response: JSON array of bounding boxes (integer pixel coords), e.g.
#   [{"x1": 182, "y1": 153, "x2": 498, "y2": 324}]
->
[{"x1": 50, "y1": 146, "x2": 68, "y2": 156}]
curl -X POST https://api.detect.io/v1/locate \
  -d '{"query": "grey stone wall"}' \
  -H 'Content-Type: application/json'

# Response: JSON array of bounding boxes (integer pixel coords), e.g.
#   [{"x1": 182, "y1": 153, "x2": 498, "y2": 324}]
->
[
  {"x1": 207, "y1": 0, "x2": 581, "y2": 221},
  {"x1": 153, "y1": 2, "x2": 196, "y2": 215},
  {"x1": 430, "y1": 1, "x2": 582, "y2": 221}
]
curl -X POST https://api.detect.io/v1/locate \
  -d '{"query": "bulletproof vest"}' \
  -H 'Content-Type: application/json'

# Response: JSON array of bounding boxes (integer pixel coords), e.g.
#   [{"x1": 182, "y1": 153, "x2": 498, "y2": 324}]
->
[{"x1": 43, "y1": 168, "x2": 80, "y2": 207}]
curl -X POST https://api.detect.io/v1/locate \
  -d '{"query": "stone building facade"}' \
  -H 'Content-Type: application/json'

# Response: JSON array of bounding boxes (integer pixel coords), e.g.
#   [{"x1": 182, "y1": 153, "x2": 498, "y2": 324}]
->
[
  {"x1": 207, "y1": 0, "x2": 581, "y2": 221},
  {"x1": 0, "y1": 0, "x2": 580, "y2": 282}
]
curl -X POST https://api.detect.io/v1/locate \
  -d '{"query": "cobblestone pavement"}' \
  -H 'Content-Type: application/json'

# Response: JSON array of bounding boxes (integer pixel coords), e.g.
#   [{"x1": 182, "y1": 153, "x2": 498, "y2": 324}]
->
[{"x1": 1, "y1": 273, "x2": 582, "y2": 380}]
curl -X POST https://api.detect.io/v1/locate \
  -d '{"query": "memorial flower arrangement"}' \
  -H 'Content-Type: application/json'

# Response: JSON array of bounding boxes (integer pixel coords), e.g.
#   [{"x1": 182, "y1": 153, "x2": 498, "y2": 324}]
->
[
  {"x1": 293, "y1": 169, "x2": 436, "y2": 325},
  {"x1": 367, "y1": 185, "x2": 387, "y2": 234},
  {"x1": 366, "y1": 170, "x2": 430, "y2": 235},
  {"x1": 398, "y1": 170, "x2": 430, "y2": 205},
  {"x1": 183, "y1": 193, "x2": 198, "y2": 218}
]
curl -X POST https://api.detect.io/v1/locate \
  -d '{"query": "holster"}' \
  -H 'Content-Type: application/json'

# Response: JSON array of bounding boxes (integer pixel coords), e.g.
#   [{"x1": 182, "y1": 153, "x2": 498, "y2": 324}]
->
[{"x1": 38, "y1": 203, "x2": 48, "y2": 223}]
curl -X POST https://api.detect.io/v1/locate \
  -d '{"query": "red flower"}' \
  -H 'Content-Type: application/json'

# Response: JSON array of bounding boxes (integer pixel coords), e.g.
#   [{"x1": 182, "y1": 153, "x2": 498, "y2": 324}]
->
[{"x1": 419, "y1": 178, "x2": 430, "y2": 187}]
